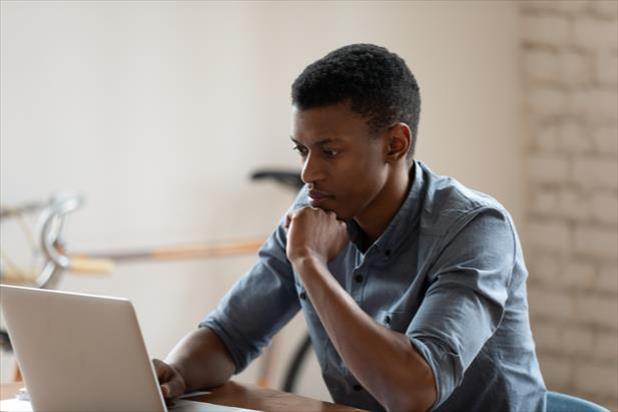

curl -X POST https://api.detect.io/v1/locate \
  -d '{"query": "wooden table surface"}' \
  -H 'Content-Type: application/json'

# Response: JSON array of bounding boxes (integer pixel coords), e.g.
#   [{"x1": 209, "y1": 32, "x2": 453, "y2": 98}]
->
[{"x1": 1, "y1": 381, "x2": 365, "y2": 412}]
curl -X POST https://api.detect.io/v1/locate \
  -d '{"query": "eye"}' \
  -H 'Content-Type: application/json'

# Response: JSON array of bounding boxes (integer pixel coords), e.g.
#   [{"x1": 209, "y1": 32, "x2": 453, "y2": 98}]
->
[
  {"x1": 323, "y1": 148, "x2": 339, "y2": 158},
  {"x1": 292, "y1": 144, "x2": 308, "y2": 157}
]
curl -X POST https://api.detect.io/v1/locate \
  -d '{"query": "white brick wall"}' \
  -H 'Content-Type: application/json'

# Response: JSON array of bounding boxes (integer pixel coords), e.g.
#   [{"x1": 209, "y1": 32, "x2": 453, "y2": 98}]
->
[
  {"x1": 528, "y1": 153, "x2": 570, "y2": 184},
  {"x1": 592, "y1": 126, "x2": 618, "y2": 153},
  {"x1": 561, "y1": 121, "x2": 592, "y2": 153},
  {"x1": 575, "y1": 293, "x2": 618, "y2": 328},
  {"x1": 562, "y1": 260, "x2": 596, "y2": 288},
  {"x1": 591, "y1": 0, "x2": 618, "y2": 16},
  {"x1": 569, "y1": 89, "x2": 618, "y2": 121},
  {"x1": 521, "y1": 1, "x2": 618, "y2": 409},
  {"x1": 527, "y1": 87, "x2": 569, "y2": 117},
  {"x1": 572, "y1": 157, "x2": 618, "y2": 189},
  {"x1": 527, "y1": 219, "x2": 572, "y2": 253},
  {"x1": 574, "y1": 225, "x2": 618, "y2": 258},
  {"x1": 597, "y1": 264, "x2": 618, "y2": 292},
  {"x1": 596, "y1": 332, "x2": 618, "y2": 360},
  {"x1": 574, "y1": 17, "x2": 618, "y2": 49},
  {"x1": 524, "y1": 15, "x2": 571, "y2": 47},
  {"x1": 597, "y1": 50, "x2": 618, "y2": 85},
  {"x1": 591, "y1": 192, "x2": 618, "y2": 224},
  {"x1": 574, "y1": 363, "x2": 618, "y2": 397}
]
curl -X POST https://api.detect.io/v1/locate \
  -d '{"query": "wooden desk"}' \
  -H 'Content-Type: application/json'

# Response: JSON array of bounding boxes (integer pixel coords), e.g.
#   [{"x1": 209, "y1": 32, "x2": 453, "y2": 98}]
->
[{"x1": 1, "y1": 381, "x2": 364, "y2": 412}]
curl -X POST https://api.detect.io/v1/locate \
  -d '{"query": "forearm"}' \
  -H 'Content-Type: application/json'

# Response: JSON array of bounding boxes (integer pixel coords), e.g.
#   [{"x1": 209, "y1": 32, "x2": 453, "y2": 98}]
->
[
  {"x1": 165, "y1": 327, "x2": 235, "y2": 391},
  {"x1": 295, "y1": 257, "x2": 436, "y2": 412}
]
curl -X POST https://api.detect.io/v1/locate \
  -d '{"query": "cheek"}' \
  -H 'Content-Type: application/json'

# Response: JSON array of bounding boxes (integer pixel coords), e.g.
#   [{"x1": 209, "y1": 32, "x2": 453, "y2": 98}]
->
[{"x1": 332, "y1": 157, "x2": 387, "y2": 212}]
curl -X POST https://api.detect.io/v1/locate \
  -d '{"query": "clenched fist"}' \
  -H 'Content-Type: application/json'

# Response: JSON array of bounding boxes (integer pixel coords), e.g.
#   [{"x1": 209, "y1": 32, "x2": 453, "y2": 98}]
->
[{"x1": 285, "y1": 207, "x2": 349, "y2": 265}]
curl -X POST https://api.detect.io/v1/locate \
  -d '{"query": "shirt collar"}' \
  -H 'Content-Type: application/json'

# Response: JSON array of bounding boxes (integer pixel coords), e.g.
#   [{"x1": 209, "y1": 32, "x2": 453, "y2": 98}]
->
[{"x1": 347, "y1": 160, "x2": 426, "y2": 257}]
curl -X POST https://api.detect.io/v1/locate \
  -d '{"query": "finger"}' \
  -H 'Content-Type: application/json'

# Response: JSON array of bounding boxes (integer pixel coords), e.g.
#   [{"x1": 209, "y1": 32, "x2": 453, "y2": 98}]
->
[
  {"x1": 152, "y1": 359, "x2": 166, "y2": 380},
  {"x1": 160, "y1": 383, "x2": 170, "y2": 398},
  {"x1": 165, "y1": 372, "x2": 186, "y2": 399}
]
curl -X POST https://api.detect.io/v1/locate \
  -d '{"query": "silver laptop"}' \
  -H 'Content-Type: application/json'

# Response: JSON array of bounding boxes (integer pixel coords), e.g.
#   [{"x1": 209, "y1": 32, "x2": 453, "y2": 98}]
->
[{"x1": 0, "y1": 285, "x2": 199, "y2": 412}]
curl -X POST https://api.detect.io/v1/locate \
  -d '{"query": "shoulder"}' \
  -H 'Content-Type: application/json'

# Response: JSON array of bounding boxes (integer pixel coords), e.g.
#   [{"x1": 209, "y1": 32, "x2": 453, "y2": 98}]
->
[{"x1": 417, "y1": 162, "x2": 513, "y2": 236}]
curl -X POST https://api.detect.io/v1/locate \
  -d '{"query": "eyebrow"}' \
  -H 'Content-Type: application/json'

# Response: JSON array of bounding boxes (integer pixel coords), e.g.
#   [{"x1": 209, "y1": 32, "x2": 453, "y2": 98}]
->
[{"x1": 290, "y1": 136, "x2": 342, "y2": 145}]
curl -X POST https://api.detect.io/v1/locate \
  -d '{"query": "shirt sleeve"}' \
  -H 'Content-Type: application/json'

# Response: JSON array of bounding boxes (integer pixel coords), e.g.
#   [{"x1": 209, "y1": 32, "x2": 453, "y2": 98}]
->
[
  {"x1": 406, "y1": 207, "x2": 516, "y2": 409},
  {"x1": 199, "y1": 192, "x2": 308, "y2": 373}
]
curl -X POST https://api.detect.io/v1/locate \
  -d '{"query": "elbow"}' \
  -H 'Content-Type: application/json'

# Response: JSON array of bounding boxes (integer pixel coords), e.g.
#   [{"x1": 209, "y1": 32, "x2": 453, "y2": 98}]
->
[
  {"x1": 384, "y1": 389, "x2": 435, "y2": 412},
  {"x1": 383, "y1": 359, "x2": 437, "y2": 412}
]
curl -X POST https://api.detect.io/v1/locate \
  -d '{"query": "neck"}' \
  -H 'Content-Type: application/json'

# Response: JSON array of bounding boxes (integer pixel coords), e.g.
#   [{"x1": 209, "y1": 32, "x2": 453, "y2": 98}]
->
[{"x1": 354, "y1": 162, "x2": 413, "y2": 245}]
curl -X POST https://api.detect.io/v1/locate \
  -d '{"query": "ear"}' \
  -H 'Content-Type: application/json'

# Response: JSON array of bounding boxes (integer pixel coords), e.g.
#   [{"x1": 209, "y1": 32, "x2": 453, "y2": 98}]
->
[{"x1": 384, "y1": 123, "x2": 411, "y2": 163}]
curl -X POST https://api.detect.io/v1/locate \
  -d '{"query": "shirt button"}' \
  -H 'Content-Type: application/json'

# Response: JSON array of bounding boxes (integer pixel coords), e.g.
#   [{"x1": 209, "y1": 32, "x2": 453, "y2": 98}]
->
[
  {"x1": 354, "y1": 274, "x2": 363, "y2": 283},
  {"x1": 299, "y1": 291, "x2": 307, "y2": 300},
  {"x1": 353, "y1": 384, "x2": 363, "y2": 391}
]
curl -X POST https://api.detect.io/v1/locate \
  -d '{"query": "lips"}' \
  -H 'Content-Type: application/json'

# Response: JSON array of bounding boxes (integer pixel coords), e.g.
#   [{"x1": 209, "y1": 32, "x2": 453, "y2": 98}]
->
[{"x1": 308, "y1": 189, "x2": 334, "y2": 206}]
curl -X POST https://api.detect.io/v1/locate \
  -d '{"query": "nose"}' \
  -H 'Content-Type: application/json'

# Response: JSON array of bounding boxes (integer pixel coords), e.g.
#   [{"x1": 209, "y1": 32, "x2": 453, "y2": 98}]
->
[{"x1": 300, "y1": 153, "x2": 325, "y2": 185}]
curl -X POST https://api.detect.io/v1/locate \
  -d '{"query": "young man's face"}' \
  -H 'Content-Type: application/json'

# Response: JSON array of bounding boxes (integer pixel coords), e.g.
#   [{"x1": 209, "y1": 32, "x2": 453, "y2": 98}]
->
[{"x1": 290, "y1": 102, "x2": 390, "y2": 221}]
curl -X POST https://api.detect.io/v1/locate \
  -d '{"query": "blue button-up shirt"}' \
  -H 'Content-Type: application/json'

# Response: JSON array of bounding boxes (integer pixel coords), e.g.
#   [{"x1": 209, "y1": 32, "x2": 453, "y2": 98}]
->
[{"x1": 201, "y1": 160, "x2": 546, "y2": 411}]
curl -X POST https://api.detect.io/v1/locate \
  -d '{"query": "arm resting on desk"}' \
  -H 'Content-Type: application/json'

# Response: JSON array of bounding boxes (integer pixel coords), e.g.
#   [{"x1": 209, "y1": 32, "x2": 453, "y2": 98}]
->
[{"x1": 156, "y1": 327, "x2": 235, "y2": 399}]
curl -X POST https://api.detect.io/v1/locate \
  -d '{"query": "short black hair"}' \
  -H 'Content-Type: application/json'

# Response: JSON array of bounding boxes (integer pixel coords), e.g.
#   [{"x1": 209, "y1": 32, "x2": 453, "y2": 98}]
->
[{"x1": 291, "y1": 43, "x2": 421, "y2": 161}]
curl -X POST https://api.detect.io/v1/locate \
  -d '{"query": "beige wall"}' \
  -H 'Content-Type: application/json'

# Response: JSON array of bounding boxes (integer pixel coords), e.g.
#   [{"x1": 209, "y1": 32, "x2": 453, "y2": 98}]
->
[
  {"x1": 2, "y1": 0, "x2": 523, "y2": 403},
  {"x1": 520, "y1": 1, "x2": 618, "y2": 410}
]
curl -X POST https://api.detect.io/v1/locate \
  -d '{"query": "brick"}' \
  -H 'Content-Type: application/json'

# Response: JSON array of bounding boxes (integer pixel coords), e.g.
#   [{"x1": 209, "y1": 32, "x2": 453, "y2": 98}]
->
[
  {"x1": 574, "y1": 225, "x2": 618, "y2": 259},
  {"x1": 592, "y1": 126, "x2": 618, "y2": 154},
  {"x1": 570, "y1": 89, "x2": 618, "y2": 122},
  {"x1": 555, "y1": 0, "x2": 592, "y2": 14},
  {"x1": 530, "y1": 188, "x2": 560, "y2": 215},
  {"x1": 521, "y1": 0, "x2": 590, "y2": 14},
  {"x1": 561, "y1": 50, "x2": 594, "y2": 86},
  {"x1": 596, "y1": 264, "x2": 618, "y2": 292},
  {"x1": 591, "y1": 0, "x2": 618, "y2": 17},
  {"x1": 561, "y1": 121, "x2": 592, "y2": 153},
  {"x1": 538, "y1": 354, "x2": 573, "y2": 388},
  {"x1": 590, "y1": 192, "x2": 618, "y2": 224},
  {"x1": 525, "y1": 49, "x2": 561, "y2": 83},
  {"x1": 558, "y1": 188, "x2": 591, "y2": 221},
  {"x1": 527, "y1": 219, "x2": 572, "y2": 253},
  {"x1": 574, "y1": 16, "x2": 618, "y2": 50},
  {"x1": 562, "y1": 260, "x2": 596, "y2": 288},
  {"x1": 535, "y1": 123, "x2": 561, "y2": 151},
  {"x1": 574, "y1": 363, "x2": 618, "y2": 396},
  {"x1": 527, "y1": 253, "x2": 561, "y2": 282},
  {"x1": 596, "y1": 332, "x2": 618, "y2": 361},
  {"x1": 575, "y1": 293, "x2": 618, "y2": 328},
  {"x1": 532, "y1": 321, "x2": 563, "y2": 349},
  {"x1": 524, "y1": 15, "x2": 571, "y2": 47},
  {"x1": 528, "y1": 88, "x2": 569, "y2": 117},
  {"x1": 572, "y1": 157, "x2": 618, "y2": 189},
  {"x1": 597, "y1": 50, "x2": 618, "y2": 86},
  {"x1": 562, "y1": 326, "x2": 595, "y2": 355},
  {"x1": 528, "y1": 153, "x2": 569, "y2": 184},
  {"x1": 529, "y1": 287, "x2": 575, "y2": 319}
]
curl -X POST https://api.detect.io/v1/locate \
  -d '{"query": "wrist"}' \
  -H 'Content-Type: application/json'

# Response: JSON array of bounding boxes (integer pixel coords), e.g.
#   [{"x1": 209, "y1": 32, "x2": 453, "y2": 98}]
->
[{"x1": 291, "y1": 253, "x2": 326, "y2": 274}]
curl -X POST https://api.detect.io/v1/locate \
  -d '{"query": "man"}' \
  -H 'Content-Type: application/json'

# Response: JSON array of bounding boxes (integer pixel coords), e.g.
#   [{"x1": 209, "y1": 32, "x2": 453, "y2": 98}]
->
[{"x1": 155, "y1": 44, "x2": 546, "y2": 412}]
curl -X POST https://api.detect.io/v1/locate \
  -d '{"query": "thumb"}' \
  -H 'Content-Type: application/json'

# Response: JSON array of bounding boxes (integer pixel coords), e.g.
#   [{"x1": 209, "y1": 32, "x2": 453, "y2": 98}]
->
[
  {"x1": 164, "y1": 371, "x2": 186, "y2": 399},
  {"x1": 160, "y1": 384, "x2": 170, "y2": 398}
]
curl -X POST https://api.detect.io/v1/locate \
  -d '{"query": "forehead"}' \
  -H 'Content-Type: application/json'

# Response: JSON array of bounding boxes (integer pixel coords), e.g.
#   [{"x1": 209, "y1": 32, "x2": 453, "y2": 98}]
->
[{"x1": 291, "y1": 103, "x2": 371, "y2": 144}]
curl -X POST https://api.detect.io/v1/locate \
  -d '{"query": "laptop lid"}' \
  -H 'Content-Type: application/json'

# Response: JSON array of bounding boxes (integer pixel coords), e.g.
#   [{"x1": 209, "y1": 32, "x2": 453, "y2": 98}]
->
[{"x1": 0, "y1": 285, "x2": 166, "y2": 412}]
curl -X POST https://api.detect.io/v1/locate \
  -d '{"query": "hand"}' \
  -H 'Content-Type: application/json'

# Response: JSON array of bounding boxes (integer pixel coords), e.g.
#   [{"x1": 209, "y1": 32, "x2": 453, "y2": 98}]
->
[
  {"x1": 153, "y1": 358, "x2": 187, "y2": 400},
  {"x1": 285, "y1": 207, "x2": 349, "y2": 266}
]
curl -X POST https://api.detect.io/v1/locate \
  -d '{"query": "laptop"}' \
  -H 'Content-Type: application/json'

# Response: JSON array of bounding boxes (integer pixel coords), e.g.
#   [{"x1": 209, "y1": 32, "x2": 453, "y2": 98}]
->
[{"x1": 0, "y1": 285, "x2": 252, "y2": 412}]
